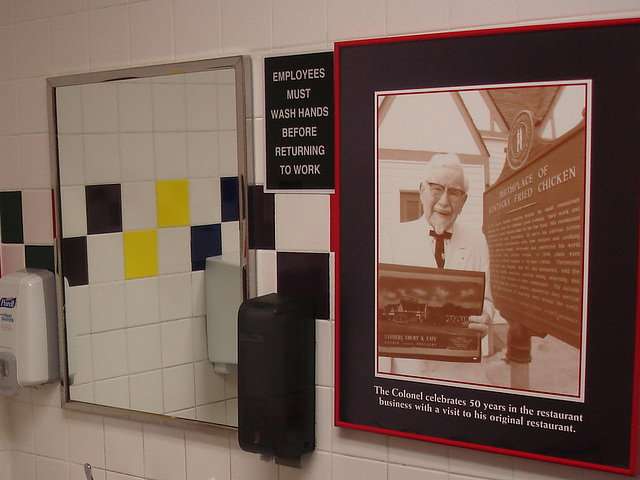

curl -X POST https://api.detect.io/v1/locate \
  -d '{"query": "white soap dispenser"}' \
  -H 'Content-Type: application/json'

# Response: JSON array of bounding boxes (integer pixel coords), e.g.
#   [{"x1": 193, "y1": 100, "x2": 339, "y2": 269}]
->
[{"x1": 0, "y1": 269, "x2": 59, "y2": 397}]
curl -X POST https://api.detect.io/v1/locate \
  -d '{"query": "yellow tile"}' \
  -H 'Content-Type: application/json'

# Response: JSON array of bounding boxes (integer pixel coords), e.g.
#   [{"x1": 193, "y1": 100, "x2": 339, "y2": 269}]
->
[
  {"x1": 124, "y1": 230, "x2": 158, "y2": 279},
  {"x1": 156, "y1": 179, "x2": 190, "y2": 228}
]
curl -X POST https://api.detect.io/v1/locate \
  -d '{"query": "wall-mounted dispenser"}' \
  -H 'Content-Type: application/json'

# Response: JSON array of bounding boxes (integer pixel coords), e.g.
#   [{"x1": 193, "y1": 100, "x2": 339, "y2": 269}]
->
[
  {"x1": 237, "y1": 293, "x2": 315, "y2": 467},
  {"x1": 0, "y1": 269, "x2": 59, "y2": 397},
  {"x1": 205, "y1": 254, "x2": 244, "y2": 374}
]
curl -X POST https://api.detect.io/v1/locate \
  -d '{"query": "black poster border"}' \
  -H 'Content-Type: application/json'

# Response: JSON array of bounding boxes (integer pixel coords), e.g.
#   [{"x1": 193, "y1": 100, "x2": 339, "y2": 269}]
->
[{"x1": 334, "y1": 19, "x2": 640, "y2": 475}]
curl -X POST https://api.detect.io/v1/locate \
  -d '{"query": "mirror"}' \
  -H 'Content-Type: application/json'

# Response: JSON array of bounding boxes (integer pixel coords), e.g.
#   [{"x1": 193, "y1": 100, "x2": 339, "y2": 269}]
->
[{"x1": 47, "y1": 56, "x2": 252, "y2": 430}]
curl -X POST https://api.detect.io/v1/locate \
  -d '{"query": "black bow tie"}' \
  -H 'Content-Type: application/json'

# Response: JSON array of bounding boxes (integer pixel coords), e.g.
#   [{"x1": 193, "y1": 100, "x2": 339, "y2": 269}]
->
[
  {"x1": 429, "y1": 230, "x2": 451, "y2": 268},
  {"x1": 429, "y1": 230, "x2": 452, "y2": 240}
]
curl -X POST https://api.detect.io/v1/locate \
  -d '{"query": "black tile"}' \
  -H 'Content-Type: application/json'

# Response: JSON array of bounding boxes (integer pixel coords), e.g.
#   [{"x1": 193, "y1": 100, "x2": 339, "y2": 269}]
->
[
  {"x1": 61, "y1": 236, "x2": 89, "y2": 286},
  {"x1": 277, "y1": 252, "x2": 330, "y2": 319},
  {"x1": 191, "y1": 224, "x2": 222, "y2": 271},
  {"x1": 25, "y1": 245, "x2": 55, "y2": 273},
  {"x1": 86, "y1": 184, "x2": 123, "y2": 235},
  {"x1": 0, "y1": 191, "x2": 23, "y2": 244},
  {"x1": 221, "y1": 176, "x2": 239, "y2": 222},
  {"x1": 248, "y1": 185, "x2": 275, "y2": 250}
]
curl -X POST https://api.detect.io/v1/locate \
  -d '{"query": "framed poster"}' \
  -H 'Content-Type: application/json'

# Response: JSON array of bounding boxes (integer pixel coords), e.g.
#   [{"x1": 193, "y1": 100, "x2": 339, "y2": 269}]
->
[{"x1": 334, "y1": 19, "x2": 640, "y2": 475}]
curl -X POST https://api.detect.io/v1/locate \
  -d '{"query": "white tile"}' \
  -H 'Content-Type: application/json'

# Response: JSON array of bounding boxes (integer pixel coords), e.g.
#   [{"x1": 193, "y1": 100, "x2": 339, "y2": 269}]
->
[
  {"x1": 191, "y1": 271, "x2": 206, "y2": 319},
  {"x1": 174, "y1": 0, "x2": 222, "y2": 59},
  {"x1": 120, "y1": 132, "x2": 155, "y2": 182},
  {"x1": 14, "y1": 0, "x2": 49, "y2": 23},
  {"x1": 17, "y1": 77, "x2": 48, "y2": 134},
  {"x1": 15, "y1": 19, "x2": 52, "y2": 79},
  {"x1": 517, "y1": 0, "x2": 590, "y2": 22},
  {"x1": 65, "y1": 285, "x2": 91, "y2": 335},
  {"x1": 159, "y1": 273, "x2": 193, "y2": 321},
  {"x1": 71, "y1": 334, "x2": 94, "y2": 385},
  {"x1": 55, "y1": 86, "x2": 83, "y2": 135},
  {"x1": 10, "y1": 401, "x2": 34, "y2": 453},
  {"x1": 19, "y1": 133, "x2": 51, "y2": 190},
  {"x1": 186, "y1": 83, "x2": 219, "y2": 131},
  {"x1": 450, "y1": 0, "x2": 518, "y2": 29},
  {"x1": 91, "y1": 330, "x2": 128, "y2": 380},
  {"x1": 327, "y1": 0, "x2": 386, "y2": 43},
  {"x1": 217, "y1": 83, "x2": 237, "y2": 131},
  {"x1": 220, "y1": 0, "x2": 272, "y2": 52},
  {"x1": 185, "y1": 429, "x2": 232, "y2": 480},
  {"x1": 218, "y1": 129, "x2": 239, "y2": 177},
  {"x1": 388, "y1": 463, "x2": 448, "y2": 480},
  {"x1": 332, "y1": 425, "x2": 388, "y2": 461},
  {"x1": 273, "y1": 0, "x2": 327, "y2": 47},
  {"x1": 104, "y1": 417, "x2": 144, "y2": 477},
  {"x1": 386, "y1": 0, "x2": 449, "y2": 36},
  {"x1": 154, "y1": 132, "x2": 188, "y2": 180},
  {"x1": 1, "y1": 244, "x2": 25, "y2": 276},
  {"x1": 118, "y1": 81, "x2": 154, "y2": 132},
  {"x1": 157, "y1": 226, "x2": 192, "y2": 274},
  {"x1": 60, "y1": 185, "x2": 88, "y2": 237},
  {"x1": 143, "y1": 423, "x2": 186, "y2": 480},
  {"x1": 255, "y1": 249, "x2": 277, "y2": 296},
  {"x1": 388, "y1": 435, "x2": 449, "y2": 471},
  {"x1": 187, "y1": 132, "x2": 219, "y2": 179},
  {"x1": 32, "y1": 404, "x2": 68, "y2": 461},
  {"x1": 67, "y1": 410, "x2": 106, "y2": 469},
  {"x1": 50, "y1": 12, "x2": 90, "y2": 74},
  {"x1": 153, "y1": 82, "x2": 187, "y2": 132},
  {"x1": 69, "y1": 382, "x2": 95, "y2": 403},
  {"x1": 331, "y1": 455, "x2": 387, "y2": 480},
  {"x1": 449, "y1": 445, "x2": 514, "y2": 480},
  {"x1": 162, "y1": 364, "x2": 195, "y2": 413},
  {"x1": 194, "y1": 360, "x2": 226, "y2": 405},
  {"x1": 514, "y1": 455, "x2": 584, "y2": 480},
  {"x1": 30, "y1": 382, "x2": 61, "y2": 407},
  {"x1": 121, "y1": 181, "x2": 157, "y2": 231},
  {"x1": 0, "y1": 136, "x2": 21, "y2": 191},
  {"x1": 127, "y1": 323, "x2": 162, "y2": 374},
  {"x1": 221, "y1": 221, "x2": 240, "y2": 254},
  {"x1": 129, "y1": 370, "x2": 164, "y2": 414},
  {"x1": 275, "y1": 193, "x2": 330, "y2": 251},
  {"x1": 0, "y1": 81, "x2": 17, "y2": 135},
  {"x1": 83, "y1": 134, "x2": 121, "y2": 184},
  {"x1": 189, "y1": 177, "x2": 222, "y2": 227},
  {"x1": 316, "y1": 319, "x2": 333, "y2": 387},
  {"x1": 12, "y1": 452, "x2": 36, "y2": 480},
  {"x1": 280, "y1": 450, "x2": 332, "y2": 480},
  {"x1": 88, "y1": 5, "x2": 130, "y2": 69},
  {"x1": 125, "y1": 276, "x2": 161, "y2": 327},
  {"x1": 195, "y1": 400, "x2": 227, "y2": 424},
  {"x1": 35, "y1": 456, "x2": 69, "y2": 480},
  {"x1": 21, "y1": 188, "x2": 54, "y2": 244},
  {"x1": 161, "y1": 318, "x2": 195, "y2": 367},
  {"x1": 0, "y1": 452, "x2": 11, "y2": 480},
  {"x1": 87, "y1": 233, "x2": 124, "y2": 283},
  {"x1": 129, "y1": 0, "x2": 174, "y2": 66},
  {"x1": 191, "y1": 315, "x2": 209, "y2": 361},
  {"x1": 90, "y1": 281, "x2": 126, "y2": 332},
  {"x1": 94, "y1": 376, "x2": 130, "y2": 409},
  {"x1": 82, "y1": 83, "x2": 118, "y2": 133},
  {"x1": 50, "y1": 0, "x2": 87, "y2": 16},
  {"x1": 315, "y1": 386, "x2": 332, "y2": 452}
]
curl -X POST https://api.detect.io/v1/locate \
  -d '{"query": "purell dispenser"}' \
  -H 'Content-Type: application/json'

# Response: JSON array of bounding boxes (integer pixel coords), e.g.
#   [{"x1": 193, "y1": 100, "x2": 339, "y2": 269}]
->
[{"x1": 0, "y1": 269, "x2": 59, "y2": 397}]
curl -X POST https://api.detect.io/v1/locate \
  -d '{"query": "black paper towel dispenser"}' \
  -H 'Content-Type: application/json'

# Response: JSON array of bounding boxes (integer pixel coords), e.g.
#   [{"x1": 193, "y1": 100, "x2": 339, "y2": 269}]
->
[{"x1": 237, "y1": 293, "x2": 315, "y2": 466}]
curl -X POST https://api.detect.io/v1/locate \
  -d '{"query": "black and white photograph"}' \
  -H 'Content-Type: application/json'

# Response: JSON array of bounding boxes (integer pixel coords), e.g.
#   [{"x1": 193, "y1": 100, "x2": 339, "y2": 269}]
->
[
  {"x1": 336, "y1": 21, "x2": 640, "y2": 473},
  {"x1": 376, "y1": 83, "x2": 589, "y2": 400}
]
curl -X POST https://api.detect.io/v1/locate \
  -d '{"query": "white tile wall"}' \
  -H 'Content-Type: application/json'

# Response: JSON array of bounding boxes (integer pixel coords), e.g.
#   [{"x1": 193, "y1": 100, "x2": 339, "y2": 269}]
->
[{"x1": 3, "y1": 1, "x2": 640, "y2": 480}]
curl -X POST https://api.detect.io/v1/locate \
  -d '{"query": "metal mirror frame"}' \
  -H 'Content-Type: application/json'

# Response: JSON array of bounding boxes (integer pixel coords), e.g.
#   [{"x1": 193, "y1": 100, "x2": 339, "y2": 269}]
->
[{"x1": 46, "y1": 55, "x2": 253, "y2": 431}]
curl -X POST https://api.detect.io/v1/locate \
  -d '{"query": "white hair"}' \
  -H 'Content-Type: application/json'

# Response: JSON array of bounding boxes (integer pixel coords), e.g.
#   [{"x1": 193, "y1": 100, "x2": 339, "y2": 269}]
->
[{"x1": 424, "y1": 153, "x2": 469, "y2": 192}]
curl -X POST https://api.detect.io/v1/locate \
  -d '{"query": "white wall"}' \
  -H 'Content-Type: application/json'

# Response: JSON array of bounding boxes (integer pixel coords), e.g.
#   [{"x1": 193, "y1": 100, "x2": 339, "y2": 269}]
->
[{"x1": 2, "y1": 1, "x2": 640, "y2": 479}]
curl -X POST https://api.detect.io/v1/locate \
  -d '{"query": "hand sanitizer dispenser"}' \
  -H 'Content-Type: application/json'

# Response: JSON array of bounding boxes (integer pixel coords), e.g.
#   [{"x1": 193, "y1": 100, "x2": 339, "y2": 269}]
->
[{"x1": 0, "y1": 269, "x2": 59, "y2": 397}]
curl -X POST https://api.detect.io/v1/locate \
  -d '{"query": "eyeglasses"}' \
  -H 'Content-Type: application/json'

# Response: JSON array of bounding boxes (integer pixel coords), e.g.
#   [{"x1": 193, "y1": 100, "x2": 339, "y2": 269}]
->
[{"x1": 426, "y1": 182, "x2": 467, "y2": 201}]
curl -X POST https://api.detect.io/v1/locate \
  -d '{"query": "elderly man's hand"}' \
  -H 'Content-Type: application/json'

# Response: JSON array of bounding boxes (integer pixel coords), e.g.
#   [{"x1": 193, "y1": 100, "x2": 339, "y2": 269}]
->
[{"x1": 468, "y1": 312, "x2": 491, "y2": 338}]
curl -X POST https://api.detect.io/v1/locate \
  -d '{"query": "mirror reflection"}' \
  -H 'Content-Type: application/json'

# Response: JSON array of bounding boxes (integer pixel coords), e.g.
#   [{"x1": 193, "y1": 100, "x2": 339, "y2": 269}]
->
[{"x1": 48, "y1": 56, "x2": 251, "y2": 429}]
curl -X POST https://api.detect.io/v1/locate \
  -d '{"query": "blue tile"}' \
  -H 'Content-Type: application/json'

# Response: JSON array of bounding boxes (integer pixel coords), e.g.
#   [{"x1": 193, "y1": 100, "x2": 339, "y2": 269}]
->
[
  {"x1": 191, "y1": 224, "x2": 222, "y2": 271},
  {"x1": 0, "y1": 191, "x2": 23, "y2": 244},
  {"x1": 61, "y1": 236, "x2": 89, "y2": 286},
  {"x1": 86, "y1": 184, "x2": 123, "y2": 235},
  {"x1": 248, "y1": 185, "x2": 275, "y2": 250},
  {"x1": 220, "y1": 176, "x2": 239, "y2": 222},
  {"x1": 277, "y1": 252, "x2": 330, "y2": 319}
]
